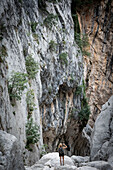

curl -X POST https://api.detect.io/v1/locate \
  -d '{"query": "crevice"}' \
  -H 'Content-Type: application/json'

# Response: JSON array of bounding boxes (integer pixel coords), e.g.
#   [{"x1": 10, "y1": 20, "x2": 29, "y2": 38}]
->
[
  {"x1": 92, "y1": 20, "x2": 99, "y2": 44},
  {"x1": 54, "y1": 5, "x2": 65, "y2": 30}
]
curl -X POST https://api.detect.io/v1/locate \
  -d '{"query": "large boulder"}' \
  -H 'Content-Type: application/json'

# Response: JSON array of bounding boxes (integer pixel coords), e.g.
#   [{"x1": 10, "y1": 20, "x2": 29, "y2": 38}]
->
[
  {"x1": 90, "y1": 95, "x2": 113, "y2": 168},
  {"x1": 25, "y1": 152, "x2": 77, "y2": 170},
  {"x1": 71, "y1": 155, "x2": 89, "y2": 167},
  {"x1": 0, "y1": 130, "x2": 25, "y2": 170}
]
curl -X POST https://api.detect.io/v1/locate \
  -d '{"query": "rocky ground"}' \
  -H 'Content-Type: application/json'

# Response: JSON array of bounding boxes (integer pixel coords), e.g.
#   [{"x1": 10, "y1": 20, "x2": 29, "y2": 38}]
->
[{"x1": 25, "y1": 152, "x2": 112, "y2": 170}]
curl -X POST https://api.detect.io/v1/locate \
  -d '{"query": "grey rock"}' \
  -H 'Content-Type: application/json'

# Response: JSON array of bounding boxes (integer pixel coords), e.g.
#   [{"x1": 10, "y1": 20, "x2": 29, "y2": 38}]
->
[
  {"x1": 81, "y1": 161, "x2": 112, "y2": 170},
  {"x1": 90, "y1": 95, "x2": 113, "y2": 168},
  {"x1": 26, "y1": 152, "x2": 77, "y2": 170},
  {"x1": 71, "y1": 155, "x2": 89, "y2": 166},
  {"x1": 54, "y1": 165, "x2": 77, "y2": 170},
  {"x1": 0, "y1": 130, "x2": 25, "y2": 170},
  {"x1": 77, "y1": 166, "x2": 98, "y2": 170}
]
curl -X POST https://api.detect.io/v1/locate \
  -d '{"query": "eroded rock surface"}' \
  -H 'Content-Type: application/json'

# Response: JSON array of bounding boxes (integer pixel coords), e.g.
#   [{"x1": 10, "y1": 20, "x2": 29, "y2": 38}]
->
[
  {"x1": 0, "y1": 130, "x2": 25, "y2": 170},
  {"x1": 90, "y1": 95, "x2": 113, "y2": 168},
  {"x1": 76, "y1": 0, "x2": 113, "y2": 126}
]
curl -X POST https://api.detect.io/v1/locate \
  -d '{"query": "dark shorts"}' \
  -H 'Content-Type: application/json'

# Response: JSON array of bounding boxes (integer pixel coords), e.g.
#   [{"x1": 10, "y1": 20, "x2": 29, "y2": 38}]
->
[{"x1": 59, "y1": 153, "x2": 64, "y2": 157}]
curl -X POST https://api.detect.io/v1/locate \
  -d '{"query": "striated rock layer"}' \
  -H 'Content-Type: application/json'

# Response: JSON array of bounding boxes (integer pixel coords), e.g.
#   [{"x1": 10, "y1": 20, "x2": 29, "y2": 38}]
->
[{"x1": 76, "y1": 0, "x2": 113, "y2": 126}]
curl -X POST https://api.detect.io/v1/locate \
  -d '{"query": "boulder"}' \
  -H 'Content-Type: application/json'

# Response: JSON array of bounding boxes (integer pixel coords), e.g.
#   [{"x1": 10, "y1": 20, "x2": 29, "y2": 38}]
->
[
  {"x1": 90, "y1": 95, "x2": 113, "y2": 168},
  {"x1": 71, "y1": 155, "x2": 89, "y2": 166},
  {"x1": 25, "y1": 152, "x2": 77, "y2": 170},
  {"x1": 81, "y1": 161, "x2": 112, "y2": 170},
  {"x1": 77, "y1": 166, "x2": 98, "y2": 170},
  {"x1": 38, "y1": 152, "x2": 75, "y2": 167},
  {"x1": 0, "y1": 130, "x2": 25, "y2": 170}
]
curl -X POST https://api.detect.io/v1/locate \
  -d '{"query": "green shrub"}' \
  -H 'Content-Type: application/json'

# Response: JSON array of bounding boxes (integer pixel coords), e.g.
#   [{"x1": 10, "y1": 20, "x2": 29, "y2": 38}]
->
[
  {"x1": 30, "y1": 22, "x2": 38, "y2": 32},
  {"x1": 8, "y1": 72, "x2": 28, "y2": 101},
  {"x1": 59, "y1": 52, "x2": 68, "y2": 65},
  {"x1": 40, "y1": 144, "x2": 48, "y2": 157},
  {"x1": 25, "y1": 55, "x2": 39, "y2": 80},
  {"x1": 43, "y1": 14, "x2": 58, "y2": 29},
  {"x1": 78, "y1": 101, "x2": 90, "y2": 121},
  {"x1": 70, "y1": 74, "x2": 74, "y2": 82},
  {"x1": 72, "y1": 7, "x2": 91, "y2": 57},
  {"x1": 26, "y1": 89, "x2": 36, "y2": 118},
  {"x1": 75, "y1": 33, "x2": 91, "y2": 57},
  {"x1": 75, "y1": 86, "x2": 82, "y2": 95},
  {"x1": 0, "y1": 45, "x2": 8, "y2": 58},
  {"x1": 49, "y1": 40, "x2": 57, "y2": 51},
  {"x1": 78, "y1": 80, "x2": 91, "y2": 122},
  {"x1": 32, "y1": 34, "x2": 39, "y2": 44},
  {"x1": 26, "y1": 118, "x2": 40, "y2": 146}
]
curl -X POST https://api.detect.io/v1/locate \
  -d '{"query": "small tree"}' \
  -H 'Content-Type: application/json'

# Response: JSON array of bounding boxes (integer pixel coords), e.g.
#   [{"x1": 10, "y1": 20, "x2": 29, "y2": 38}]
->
[
  {"x1": 26, "y1": 118, "x2": 40, "y2": 147},
  {"x1": 26, "y1": 89, "x2": 36, "y2": 118},
  {"x1": 8, "y1": 72, "x2": 28, "y2": 101},
  {"x1": 59, "y1": 52, "x2": 68, "y2": 65},
  {"x1": 78, "y1": 80, "x2": 91, "y2": 122},
  {"x1": 49, "y1": 40, "x2": 57, "y2": 51},
  {"x1": 25, "y1": 55, "x2": 39, "y2": 80}
]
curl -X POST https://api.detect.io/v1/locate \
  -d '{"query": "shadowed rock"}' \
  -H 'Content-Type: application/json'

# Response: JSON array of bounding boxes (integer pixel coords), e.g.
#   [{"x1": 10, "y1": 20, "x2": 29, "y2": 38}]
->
[
  {"x1": 90, "y1": 95, "x2": 113, "y2": 168},
  {"x1": 0, "y1": 130, "x2": 25, "y2": 170}
]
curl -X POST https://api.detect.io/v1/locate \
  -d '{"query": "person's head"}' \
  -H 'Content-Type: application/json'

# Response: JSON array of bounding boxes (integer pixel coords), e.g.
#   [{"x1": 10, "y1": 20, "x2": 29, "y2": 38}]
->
[{"x1": 59, "y1": 143, "x2": 63, "y2": 148}]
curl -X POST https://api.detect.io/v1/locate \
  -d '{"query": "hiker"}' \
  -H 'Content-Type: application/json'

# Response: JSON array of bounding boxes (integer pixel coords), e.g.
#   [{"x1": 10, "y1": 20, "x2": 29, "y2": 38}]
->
[{"x1": 58, "y1": 143, "x2": 67, "y2": 166}]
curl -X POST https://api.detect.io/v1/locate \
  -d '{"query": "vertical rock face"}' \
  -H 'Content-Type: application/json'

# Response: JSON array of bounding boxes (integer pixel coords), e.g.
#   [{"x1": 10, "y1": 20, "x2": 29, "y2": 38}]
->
[
  {"x1": 76, "y1": 0, "x2": 113, "y2": 126},
  {"x1": 38, "y1": 1, "x2": 85, "y2": 154},
  {"x1": 90, "y1": 95, "x2": 113, "y2": 168},
  {"x1": 0, "y1": 0, "x2": 88, "y2": 165},
  {"x1": 0, "y1": 130, "x2": 25, "y2": 170}
]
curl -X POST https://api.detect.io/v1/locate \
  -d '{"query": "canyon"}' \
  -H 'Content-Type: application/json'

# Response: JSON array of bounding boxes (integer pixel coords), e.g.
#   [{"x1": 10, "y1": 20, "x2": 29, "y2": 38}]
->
[{"x1": 0, "y1": 0, "x2": 113, "y2": 169}]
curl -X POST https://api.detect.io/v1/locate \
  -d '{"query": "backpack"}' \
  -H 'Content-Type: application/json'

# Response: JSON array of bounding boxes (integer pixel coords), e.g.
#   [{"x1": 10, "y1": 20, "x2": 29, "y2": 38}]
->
[
  {"x1": 59, "y1": 147, "x2": 64, "y2": 154},
  {"x1": 66, "y1": 144, "x2": 70, "y2": 151}
]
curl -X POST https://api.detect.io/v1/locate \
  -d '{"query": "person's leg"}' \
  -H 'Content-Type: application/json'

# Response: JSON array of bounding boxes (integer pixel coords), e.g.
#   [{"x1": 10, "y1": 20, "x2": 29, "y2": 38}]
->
[
  {"x1": 60, "y1": 156, "x2": 62, "y2": 165},
  {"x1": 62, "y1": 156, "x2": 64, "y2": 165}
]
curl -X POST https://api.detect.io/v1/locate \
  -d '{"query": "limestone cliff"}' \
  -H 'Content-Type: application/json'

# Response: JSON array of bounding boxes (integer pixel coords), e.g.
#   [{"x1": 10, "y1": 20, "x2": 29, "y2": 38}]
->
[
  {"x1": 0, "y1": 0, "x2": 88, "y2": 165},
  {"x1": 75, "y1": 0, "x2": 113, "y2": 126}
]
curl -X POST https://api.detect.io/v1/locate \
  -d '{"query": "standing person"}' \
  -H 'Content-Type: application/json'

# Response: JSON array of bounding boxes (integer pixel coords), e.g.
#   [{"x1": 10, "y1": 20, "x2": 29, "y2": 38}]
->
[{"x1": 58, "y1": 143, "x2": 67, "y2": 166}]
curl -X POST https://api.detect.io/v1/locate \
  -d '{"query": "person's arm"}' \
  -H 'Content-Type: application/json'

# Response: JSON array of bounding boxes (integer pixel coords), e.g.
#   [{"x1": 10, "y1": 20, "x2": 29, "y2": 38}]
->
[{"x1": 62, "y1": 143, "x2": 67, "y2": 149}]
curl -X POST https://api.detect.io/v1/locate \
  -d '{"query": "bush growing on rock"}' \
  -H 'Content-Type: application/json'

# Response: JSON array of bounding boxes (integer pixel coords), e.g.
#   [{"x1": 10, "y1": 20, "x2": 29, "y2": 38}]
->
[
  {"x1": 59, "y1": 52, "x2": 68, "y2": 65},
  {"x1": 78, "y1": 81, "x2": 91, "y2": 123},
  {"x1": 26, "y1": 118, "x2": 40, "y2": 148},
  {"x1": 25, "y1": 54, "x2": 39, "y2": 80},
  {"x1": 26, "y1": 89, "x2": 36, "y2": 118},
  {"x1": 8, "y1": 71, "x2": 28, "y2": 101}
]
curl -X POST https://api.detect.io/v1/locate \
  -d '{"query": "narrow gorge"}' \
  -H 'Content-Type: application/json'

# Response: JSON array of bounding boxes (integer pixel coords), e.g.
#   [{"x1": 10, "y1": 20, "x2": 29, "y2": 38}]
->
[{"x1": 0, "y1": 0, "x2": 113, "y2": 170}]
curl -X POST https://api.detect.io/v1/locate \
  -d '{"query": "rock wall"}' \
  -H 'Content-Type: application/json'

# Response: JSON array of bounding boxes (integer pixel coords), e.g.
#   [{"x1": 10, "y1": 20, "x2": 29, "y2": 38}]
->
[
  {"x1": 0, "y1": 0, "x2": 88, "y2": 165},
  {"x1": 90, "y1": 95, "x2": 113, "y2": 168},
  {"x1": 76, "y1": 0, "x2": 113, "y2": 126}
]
